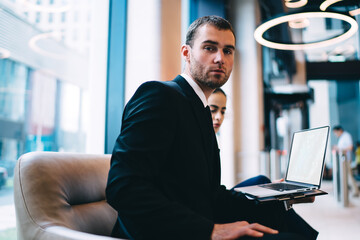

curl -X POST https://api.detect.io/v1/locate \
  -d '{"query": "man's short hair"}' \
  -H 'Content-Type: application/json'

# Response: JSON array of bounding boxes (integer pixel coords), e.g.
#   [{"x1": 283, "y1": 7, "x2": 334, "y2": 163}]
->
[
  {"x1": 185, "y1": 15, "x2": 235, "y2": 47},
  {"x1": 333, "y1": 125, "x2": 343, "y2": 131}
]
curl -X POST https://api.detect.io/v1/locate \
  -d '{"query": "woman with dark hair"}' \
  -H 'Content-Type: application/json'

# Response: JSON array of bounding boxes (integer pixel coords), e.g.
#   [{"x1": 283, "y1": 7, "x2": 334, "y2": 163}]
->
[
  {"x1": 208, "y1": 88, "x2": 227, "y2": 134},
  {"x1": 208, "y1": 89, "x2": 272, "y2": 188}
]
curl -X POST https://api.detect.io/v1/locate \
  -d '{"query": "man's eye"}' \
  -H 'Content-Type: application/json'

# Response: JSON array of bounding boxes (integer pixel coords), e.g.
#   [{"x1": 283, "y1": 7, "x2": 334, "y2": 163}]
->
[
  {"x1": 224, "y1": 49, "x2": 233, "y2": 55},
  {"x1": 205, "y1": 46, "x2": 215, "y2": 51}
]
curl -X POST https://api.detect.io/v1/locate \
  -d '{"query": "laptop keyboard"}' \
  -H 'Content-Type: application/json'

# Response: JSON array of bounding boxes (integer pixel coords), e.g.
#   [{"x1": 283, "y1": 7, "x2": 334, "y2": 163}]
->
[{"x1": 259, "y1": 183, "x2": 305, "y2": 192}]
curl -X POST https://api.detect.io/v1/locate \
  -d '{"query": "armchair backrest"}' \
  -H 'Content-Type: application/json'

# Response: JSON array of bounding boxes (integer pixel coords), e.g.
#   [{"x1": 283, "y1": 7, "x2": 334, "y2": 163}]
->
[{"x1": 14, "y1": 151, "x2": 121, "y2": 240}]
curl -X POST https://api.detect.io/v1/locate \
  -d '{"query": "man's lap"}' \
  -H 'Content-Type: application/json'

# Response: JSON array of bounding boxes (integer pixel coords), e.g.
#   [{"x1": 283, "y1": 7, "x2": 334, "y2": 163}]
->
[{"x1": 229, "y1": 175, "x2": 318, "y2": 240}]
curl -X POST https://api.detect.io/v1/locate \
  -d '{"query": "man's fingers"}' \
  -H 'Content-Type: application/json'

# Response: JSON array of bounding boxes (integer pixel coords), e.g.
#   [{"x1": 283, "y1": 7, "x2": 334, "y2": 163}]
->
[
  {"x1": 236, "y1": 222, "x2": 278, "y2": 238},
  {"x1": 249, "y1": 223, "x2": 278, "y2": 234},
  {"x1": 242, "y1": 228, "x2": 264, "y2": 238},
  {"x1": 212, "y1": 222, "x2": 279, "y2": 240}
]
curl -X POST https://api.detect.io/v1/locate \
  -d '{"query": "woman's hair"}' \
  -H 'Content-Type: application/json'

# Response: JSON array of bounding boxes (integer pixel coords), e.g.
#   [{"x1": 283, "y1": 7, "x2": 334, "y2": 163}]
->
[{"x1": 213, "y1": 88, "x2": 226, "y2": 97}]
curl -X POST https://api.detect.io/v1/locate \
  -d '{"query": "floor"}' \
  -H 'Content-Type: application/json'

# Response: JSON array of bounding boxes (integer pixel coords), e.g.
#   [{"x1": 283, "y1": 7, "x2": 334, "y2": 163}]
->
[
  {"x1": 293, "y1": 180, "x2": 360, "y2": 240},
  {"x1": 0, "y1": 204, "x2": 16, "y2": 232}
]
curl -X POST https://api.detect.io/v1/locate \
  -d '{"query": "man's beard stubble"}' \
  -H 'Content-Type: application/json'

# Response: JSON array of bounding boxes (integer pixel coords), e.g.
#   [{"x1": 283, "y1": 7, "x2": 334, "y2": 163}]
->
[{"x1": 190, "y1": 60, "x2": 229, "y2": 90}]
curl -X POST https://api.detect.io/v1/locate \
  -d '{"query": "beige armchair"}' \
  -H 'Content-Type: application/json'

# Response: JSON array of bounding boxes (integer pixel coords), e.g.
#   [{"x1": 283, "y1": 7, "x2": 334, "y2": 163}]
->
[{"x1": 14, "y1": 151, "x2": 125, "y2": 240}]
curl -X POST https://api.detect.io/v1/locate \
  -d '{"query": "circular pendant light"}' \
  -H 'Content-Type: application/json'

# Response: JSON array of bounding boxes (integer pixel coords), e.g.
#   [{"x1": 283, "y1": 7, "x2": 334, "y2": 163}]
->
[
  {"x1": 254, "y1": 12, "x2": 358, "y2": 50},
  {"x1": 285, "y1": 0, "x2": 308, "y2": 9}
]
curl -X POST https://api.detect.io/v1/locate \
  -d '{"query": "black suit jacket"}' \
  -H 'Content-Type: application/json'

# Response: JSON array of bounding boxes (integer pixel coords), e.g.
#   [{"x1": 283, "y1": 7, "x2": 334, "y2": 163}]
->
[{"x1": 106, "y1": 76, "x2": 251, "y2": 240}]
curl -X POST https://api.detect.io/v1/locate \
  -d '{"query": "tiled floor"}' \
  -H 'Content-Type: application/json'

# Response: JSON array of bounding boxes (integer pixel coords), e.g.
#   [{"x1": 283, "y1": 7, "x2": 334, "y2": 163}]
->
[{"x1": 293, "y1": 180, "x2": 360, "y2": 240}]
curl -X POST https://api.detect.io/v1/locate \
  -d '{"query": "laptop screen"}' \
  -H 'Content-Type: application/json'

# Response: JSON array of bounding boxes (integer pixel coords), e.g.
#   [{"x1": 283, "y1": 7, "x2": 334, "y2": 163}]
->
[{"x1": 286, "y1": 126, "x2": 329, "y2": 186}]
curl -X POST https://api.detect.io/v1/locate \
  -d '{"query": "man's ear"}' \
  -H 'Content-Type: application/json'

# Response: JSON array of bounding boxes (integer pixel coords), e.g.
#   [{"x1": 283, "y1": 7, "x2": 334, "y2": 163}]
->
[{"x1": 181, "y1": 44, "x2": 190, "y2": 62}]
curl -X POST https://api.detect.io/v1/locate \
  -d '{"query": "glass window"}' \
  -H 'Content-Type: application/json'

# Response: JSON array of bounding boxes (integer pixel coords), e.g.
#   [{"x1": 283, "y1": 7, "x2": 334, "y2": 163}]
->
[
  {"x1": 48, "y1": 12, "x2": 53, "y2": 23},
  {"x1": 26, "y1": 71, "x2": 57, "y2": 152},
  {"x1": 86, "y1": 29, "x2": 91, "y2": 41},
  {"x1": 87, "y1": 11, "x2": 91, "y2": 22},
  {"x1": 73, "y1": 29, "x2": 78, "y2": 41},
  {"x1": 0, "y1": 1, "x2": 110, "y2": 238},
  {"x1": 74, "y1": 11, "x2": 79, "y2": 22},
  {"x1": 61, "y1": 12, "x2": 66, "y2": 23},
  {"x1": 35, "y1": 12, "x2": 41, "y2": 23},
  {"x1": 60, "y1": 29, "x2": 66, "y2": 42},
  {"x1": 0, "y1": 59, "x2": 28, "y2": 122}
]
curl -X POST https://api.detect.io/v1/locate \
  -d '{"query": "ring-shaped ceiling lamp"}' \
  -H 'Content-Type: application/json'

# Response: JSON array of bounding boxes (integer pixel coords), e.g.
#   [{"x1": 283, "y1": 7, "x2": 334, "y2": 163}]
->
[
  {"x1": 288, "y1": 18, "x2": 310, "y2": 29},
  {"x1": 320, "y1": 0, "x2": 343, "y2": 11},
  {"x1": 285, "y1": 0, "x2": 308, "y2": 9},
  {"x1": 254, "y1": 12, "x2": 358, "y2": 51},
  {"x1": 349, "y1": 8, "x2": 360, "y2": 16},
  {"x1": 29, "y1": 32, "x2": 65, "y2": 59}
]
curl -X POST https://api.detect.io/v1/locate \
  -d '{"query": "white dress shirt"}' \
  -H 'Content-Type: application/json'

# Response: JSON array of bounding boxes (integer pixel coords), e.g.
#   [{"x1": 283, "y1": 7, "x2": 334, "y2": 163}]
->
[{"x1": 181, "y1": 73, "x2": 208, "y2": 107}]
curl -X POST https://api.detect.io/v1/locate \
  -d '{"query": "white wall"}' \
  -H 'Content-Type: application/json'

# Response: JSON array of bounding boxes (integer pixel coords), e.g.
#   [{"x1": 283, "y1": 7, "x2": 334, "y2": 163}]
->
[
  {"x1": 85, "y1": 0, "x2": 109, "y2": 153},
  {"x1": 308, "y1": 80, "x2": 332, "y2": 165},
  {"x1": 308, "y1": 81, "x2": 331, "y2": 129},
  {"x1": 228, "y1": 0, "x2": 263, "y2": 182},
  {"x1": 125, "y1": 0, "x2": 162, "y2": 103}
]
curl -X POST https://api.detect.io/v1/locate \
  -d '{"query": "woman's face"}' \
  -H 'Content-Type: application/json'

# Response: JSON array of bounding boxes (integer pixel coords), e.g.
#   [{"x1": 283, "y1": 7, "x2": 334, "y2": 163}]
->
[{"x1": 208, "y1": 92, "x2": 227, "y2": 133}]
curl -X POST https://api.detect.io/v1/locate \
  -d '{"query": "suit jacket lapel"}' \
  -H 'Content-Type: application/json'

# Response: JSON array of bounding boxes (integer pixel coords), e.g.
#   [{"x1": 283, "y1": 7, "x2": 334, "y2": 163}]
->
[{"x1": 172, "y1": 76, "x2": 215, "y2": 182}]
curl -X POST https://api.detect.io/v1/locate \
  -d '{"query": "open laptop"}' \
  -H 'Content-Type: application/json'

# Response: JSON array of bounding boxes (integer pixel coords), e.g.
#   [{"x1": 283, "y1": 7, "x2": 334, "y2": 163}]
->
[{"x1": 235, "y1": 126, "x2": 330, "y2": 199}]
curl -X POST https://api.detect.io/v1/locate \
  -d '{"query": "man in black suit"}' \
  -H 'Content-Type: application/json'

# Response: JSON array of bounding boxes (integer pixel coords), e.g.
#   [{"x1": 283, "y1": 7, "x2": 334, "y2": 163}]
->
[{"x1": 106, "y1": 15, "x2": 318, "y2": 240}]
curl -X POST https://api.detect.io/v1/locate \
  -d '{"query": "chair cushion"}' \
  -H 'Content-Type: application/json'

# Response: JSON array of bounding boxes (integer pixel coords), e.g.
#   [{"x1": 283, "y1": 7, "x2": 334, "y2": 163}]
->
[{"x1": 14, "y1": 152, "x2": 119, "y2": 240}]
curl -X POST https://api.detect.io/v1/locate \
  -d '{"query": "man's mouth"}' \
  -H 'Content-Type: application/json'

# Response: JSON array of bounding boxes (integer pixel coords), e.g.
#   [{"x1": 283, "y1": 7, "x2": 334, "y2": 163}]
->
[{"x1": 211, "y1": 69, "x2": 225, "y2": 74}]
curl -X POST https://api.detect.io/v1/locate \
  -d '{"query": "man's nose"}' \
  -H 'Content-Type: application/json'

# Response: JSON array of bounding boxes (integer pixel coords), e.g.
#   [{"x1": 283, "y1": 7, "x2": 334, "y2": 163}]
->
[{"x1": 214, "y1": 51, "x2": 224, "y2": 65}]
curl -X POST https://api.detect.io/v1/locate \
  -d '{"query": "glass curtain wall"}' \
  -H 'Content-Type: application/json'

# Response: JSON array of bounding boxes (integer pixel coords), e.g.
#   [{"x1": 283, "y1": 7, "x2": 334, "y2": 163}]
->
[{"x1": 0, "y1": 0, "x2": 109, "y2": 237}]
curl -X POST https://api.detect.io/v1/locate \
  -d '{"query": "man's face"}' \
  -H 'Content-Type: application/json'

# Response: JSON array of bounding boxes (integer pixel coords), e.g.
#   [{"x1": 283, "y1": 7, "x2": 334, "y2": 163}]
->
[
  {"x1": 184, "y1": 24, "x2": 235, "y2": 90},
  {"x1": 334, "y1": 130, "x2": 342, "y2": 138}
]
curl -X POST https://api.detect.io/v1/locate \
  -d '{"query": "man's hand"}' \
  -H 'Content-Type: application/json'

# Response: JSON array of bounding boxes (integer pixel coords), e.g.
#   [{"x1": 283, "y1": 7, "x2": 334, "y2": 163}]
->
[{"x1": 211, "y1": 221, "x2": 278, "y2": 240}]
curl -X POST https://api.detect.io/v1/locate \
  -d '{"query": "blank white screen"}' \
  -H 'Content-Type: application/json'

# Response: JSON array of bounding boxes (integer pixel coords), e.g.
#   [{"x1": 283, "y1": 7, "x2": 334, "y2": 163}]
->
[{"x1": 286, "y1": 127, "x2": 329, "y2": 185}]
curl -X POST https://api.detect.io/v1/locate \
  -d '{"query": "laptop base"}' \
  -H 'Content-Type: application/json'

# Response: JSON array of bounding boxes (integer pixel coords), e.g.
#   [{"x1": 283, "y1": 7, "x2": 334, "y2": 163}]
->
[{"x1": 241, "y1": 189, "x2": 328, "y2": 204}]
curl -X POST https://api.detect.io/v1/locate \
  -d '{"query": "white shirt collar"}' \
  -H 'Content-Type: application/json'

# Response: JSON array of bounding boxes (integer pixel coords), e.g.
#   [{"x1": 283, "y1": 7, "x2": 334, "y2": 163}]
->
[{"x1": 181, "y1": 73, "x2": 208, "y2": 107}]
